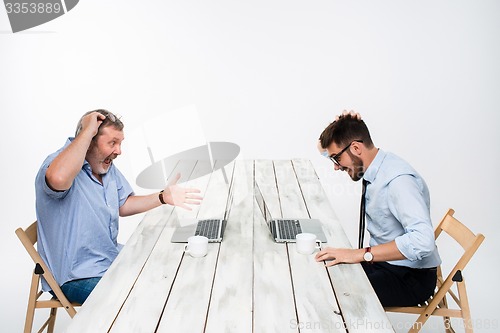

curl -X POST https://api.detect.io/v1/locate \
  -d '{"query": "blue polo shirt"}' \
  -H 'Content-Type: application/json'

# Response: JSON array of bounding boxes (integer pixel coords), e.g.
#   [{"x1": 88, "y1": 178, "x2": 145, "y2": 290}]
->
[
  {"x1": 363, "y1": 150, "x2": 441, "y2": 269},
  {"x1": 35, "y1": 138, "x2": 134, "y2": 291}
]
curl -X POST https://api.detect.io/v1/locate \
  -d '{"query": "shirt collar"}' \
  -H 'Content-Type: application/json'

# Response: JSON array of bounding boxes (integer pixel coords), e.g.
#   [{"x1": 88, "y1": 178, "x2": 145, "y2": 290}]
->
[{"x1": 363, "y1": 149, "x2": 386, "y2": 184}]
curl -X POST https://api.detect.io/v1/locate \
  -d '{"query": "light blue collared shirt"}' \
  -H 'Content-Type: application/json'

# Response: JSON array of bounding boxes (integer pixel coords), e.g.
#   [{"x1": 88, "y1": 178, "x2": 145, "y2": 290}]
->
[
  {"x1": 35, "y1": 138, "x2": 134, "y2": 291},
  {"x1": 363, "y1": 150, "x2": 441, "y2": 268}
]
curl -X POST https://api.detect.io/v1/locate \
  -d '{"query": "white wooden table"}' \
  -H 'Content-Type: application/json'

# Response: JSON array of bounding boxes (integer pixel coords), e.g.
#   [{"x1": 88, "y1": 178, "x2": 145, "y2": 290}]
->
[{"x1": 65, "y1": 159, "x2": 394, "y2": 333}]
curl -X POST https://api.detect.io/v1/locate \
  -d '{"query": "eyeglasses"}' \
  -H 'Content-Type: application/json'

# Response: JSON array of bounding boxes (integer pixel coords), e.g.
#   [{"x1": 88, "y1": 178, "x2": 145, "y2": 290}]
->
[
  {"x1": 102, "y1": 112, "x2": 121, "y2": 123},
  {"x1": 328, "y1": 140, "x2": 363, "y2": 166}
]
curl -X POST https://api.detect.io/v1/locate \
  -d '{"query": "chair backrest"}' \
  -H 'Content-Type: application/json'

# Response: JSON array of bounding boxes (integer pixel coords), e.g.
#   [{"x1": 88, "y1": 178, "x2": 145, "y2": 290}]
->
[
  {"x1": 16, "y1": 221, "x2": 77, "y2": 316},
  {"x1": 435, "y1": 209, "x2": 485, "y2": 278}
]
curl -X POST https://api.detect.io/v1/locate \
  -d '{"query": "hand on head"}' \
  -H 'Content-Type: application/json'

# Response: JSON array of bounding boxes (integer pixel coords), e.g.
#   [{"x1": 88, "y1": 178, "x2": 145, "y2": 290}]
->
[{"x1": 79, "y1": 112, "x2": 106, "y2": 138}]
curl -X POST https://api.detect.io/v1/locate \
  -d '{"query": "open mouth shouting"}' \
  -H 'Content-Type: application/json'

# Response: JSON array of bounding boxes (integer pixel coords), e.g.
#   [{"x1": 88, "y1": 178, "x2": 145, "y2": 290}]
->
[
  {"x1": 103, "y1": 156, "x2": 113, "y2": 166},
  {"x1": 102, "y1": 154, "x2": 117, "y2": 168}
]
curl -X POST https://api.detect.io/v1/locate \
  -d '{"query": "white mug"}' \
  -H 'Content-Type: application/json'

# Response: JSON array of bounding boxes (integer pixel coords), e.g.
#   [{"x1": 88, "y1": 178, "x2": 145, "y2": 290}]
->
[
  {"x1": 296, "y1": 233, "x2": 321, "y2": 255},
  {"x1": 184, "y1": 235, "x2": 208, "y2": 258}
]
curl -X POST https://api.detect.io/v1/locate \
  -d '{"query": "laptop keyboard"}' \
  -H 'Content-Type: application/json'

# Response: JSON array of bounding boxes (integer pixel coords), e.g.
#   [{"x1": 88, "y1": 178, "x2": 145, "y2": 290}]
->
[
  {"x1": 277, "y1": 219, "x2": 302, "y2": 240},
  {"x1": 195, "y1": 219, "x2": 220, "y2": 239}
]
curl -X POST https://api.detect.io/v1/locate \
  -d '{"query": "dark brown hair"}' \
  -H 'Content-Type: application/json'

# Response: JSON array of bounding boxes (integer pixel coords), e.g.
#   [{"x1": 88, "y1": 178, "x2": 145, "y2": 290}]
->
[{"x1": 319, "y1": 114, "x2": 374, "y2": 149}]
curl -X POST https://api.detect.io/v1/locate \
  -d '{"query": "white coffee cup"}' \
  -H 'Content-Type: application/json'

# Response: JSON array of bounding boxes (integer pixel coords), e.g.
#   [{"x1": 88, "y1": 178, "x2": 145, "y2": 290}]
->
[
  {"x1": 184, "y1": 235, "x2": 208, "y2": 258},
  {"x1": 296, "y1": 233, "x2": 321, "y2": 255}
]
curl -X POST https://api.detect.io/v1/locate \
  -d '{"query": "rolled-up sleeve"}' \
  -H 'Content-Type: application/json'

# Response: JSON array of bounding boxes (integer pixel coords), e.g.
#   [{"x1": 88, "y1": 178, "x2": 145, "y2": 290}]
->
[
  {"x1": 39, "y1": 159, "x2": 69, "y2": 200},
  {"x1": 388, "y1": 175, "x2": 435, "y2": 261}
]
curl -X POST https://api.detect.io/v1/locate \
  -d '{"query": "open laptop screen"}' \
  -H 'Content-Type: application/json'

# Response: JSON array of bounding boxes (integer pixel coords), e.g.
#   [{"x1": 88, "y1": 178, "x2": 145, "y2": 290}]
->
[{"x1": 254, "y1": 182, "x2": 274, "y2": 228}]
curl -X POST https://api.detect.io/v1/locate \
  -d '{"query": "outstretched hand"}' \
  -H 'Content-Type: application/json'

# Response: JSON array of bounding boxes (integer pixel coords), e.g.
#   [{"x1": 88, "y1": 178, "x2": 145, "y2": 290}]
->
[{"x1": 162, "y1": 173, "x2": 203, "y2": 210}]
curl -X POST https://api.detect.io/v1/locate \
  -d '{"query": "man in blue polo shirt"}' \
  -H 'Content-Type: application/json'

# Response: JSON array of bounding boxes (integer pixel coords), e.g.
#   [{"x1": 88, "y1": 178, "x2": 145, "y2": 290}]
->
[
  {"x1": 315, "y1": 111, "x2": 441, "y2": 307},
  {"x1": 35, "y1": 109, "x2": 202, "y2": 304}
]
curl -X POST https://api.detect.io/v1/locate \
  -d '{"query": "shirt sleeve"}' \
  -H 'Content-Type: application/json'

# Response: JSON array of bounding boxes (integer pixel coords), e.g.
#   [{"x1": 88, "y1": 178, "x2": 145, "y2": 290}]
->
[
  {"x1": 37, "y1": 159, "x2": 69, "y2": 200},
  {"x1": 387, "y1": 174, "x2": 436, "y2": 261}
]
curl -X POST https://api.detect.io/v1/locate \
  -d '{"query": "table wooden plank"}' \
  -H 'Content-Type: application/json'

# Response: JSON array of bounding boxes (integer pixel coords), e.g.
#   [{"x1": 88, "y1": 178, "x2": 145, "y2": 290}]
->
[
  {"x1": 254, "y1": 160, "x2": 299, "y2": 333},
  {"x1": 155, "y1": 243, "x2": 220, "y2": 333},
  {"x1": 109, "y1": 225, "x2": 183, "y2": 332},
  {"x1": 155, "y1": 160, "x2": 235, "y2": 332},
  {"x1": 205, "y1": 160, "x2": 254, "y2": 333},
  {"x1": 65, "y1": 207, "x2": 174, "y2": 333},
  {"x1": 273, "y1": 159, "x2": 309, "y2": 218},
  {"x1": 274, "y1": 160, "x2": 346, "y2": 333},
  {"x1": 291, "y1": 159, "x2": 350, "y2": 247},
  {"x1": 292, "y1": 159, "x2": 394, "y2": 333},
  {"x1": 108, "y1": 159, "x2": 215, "y2": 332}
]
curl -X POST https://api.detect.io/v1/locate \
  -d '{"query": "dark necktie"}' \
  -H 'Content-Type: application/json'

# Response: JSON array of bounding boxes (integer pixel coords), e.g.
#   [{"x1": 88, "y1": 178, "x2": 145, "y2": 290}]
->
[{"x1": 358, "y1": 179, "x2": 368, "y2": 249}]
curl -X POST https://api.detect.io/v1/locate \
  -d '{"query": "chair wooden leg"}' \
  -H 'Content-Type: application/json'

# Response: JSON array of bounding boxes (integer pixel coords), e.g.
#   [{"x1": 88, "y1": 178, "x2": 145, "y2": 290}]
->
[
  {"x1": 24, "y1": 273, "x2": 40, "y2": 333},
  {"x1": 457, "y1": 280, "x2": 473, "y2": 333},
  {"x1": 438, "y1": 292, "x2": 454, "y2": 333},
  {"x1": 431, "y1": 267, "x2": 454, "y2": 333},
  {"x1": 47, "y1": 307, "x2": 58, "y2": 333},
  {"x1": 39, "y1": 317, "x2": 51, "y2": 333}
]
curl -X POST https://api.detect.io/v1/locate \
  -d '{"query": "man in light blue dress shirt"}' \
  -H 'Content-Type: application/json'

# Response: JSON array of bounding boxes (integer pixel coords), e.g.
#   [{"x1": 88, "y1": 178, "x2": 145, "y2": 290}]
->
[
  {"x1": 35, "y1": 109, "x2": 202, "y2": 304},
  {"x1": 315, "y1": 111, "x2": 441, "y2": 307}
]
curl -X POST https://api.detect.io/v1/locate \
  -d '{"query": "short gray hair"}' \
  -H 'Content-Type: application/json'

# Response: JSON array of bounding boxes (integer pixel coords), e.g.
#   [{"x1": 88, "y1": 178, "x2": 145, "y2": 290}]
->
[{"x1": 75, "y1": 109, "x2": 124, "y2": 139}]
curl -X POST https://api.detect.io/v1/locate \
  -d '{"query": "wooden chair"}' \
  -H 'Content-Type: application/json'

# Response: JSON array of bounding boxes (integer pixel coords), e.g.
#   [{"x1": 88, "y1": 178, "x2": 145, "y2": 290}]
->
[
  {"x1": 385, "y1": 209, "x2": 485, "y2": 333},
  {"x1": 16, "y1": 221, "x2": 79, "y2": 333}
]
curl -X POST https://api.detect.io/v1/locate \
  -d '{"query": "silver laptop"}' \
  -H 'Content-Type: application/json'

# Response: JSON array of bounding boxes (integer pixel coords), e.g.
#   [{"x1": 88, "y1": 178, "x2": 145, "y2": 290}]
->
[
  {"x1": 171, "y1": 176, "x2": 235, "y2": 243},
  {"x1": 254, "y1": 181, "x2": 327, "y2": 243},
  {"x1": 170, "y1": 217, "x2": 227, "y2": 243}
]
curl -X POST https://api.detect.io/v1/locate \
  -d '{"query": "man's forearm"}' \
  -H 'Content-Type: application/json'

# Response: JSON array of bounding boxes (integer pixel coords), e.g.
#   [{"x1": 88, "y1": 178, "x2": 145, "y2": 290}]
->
[
  {"x1": 370, "y1": 241, "x2": 406, "y2": 262},
  {"x1": 119, "y1": 193, "x2": 162, "y2": 217}
]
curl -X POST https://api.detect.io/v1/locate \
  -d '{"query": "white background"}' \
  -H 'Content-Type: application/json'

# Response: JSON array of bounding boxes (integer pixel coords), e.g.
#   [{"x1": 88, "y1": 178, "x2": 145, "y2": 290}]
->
[{"x1": 1, "y1": 1, "x2": 499, "y2": 332}]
